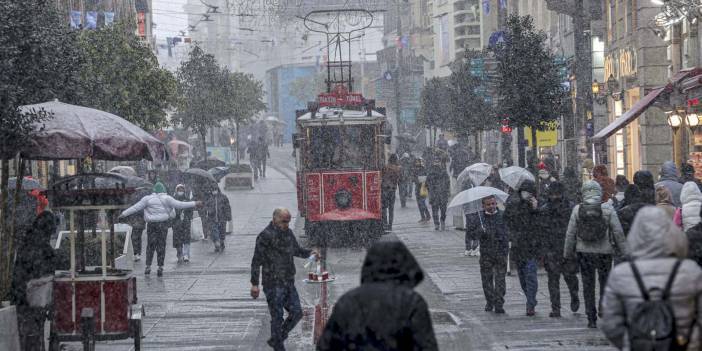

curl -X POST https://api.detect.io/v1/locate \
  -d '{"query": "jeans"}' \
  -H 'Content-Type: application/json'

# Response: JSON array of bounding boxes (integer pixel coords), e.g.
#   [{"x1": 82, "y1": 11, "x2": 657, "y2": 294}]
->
[
  {"x1": 260, "y1": 158, "x2": 267, "y2": 177},
  {"x1": 399, "y1": 180, "x2": 411, "y2": 207},
  {"x1": 252, "y1": 159, "x2": 261, "y2": 179},
  {"x1": 131, "y1": 226, "x2": 144, "y2": 256},
  {"x1": 480, "y1": 255, "x2": 507, "y2": 308},
  {"x1": 578, "y1": 253, "x2": 612, "y2": 320},
  {"x1": 264, "y1": 283, "x2": 303, "y2": 350},
  {"x1": 145, "y1": 221, "x2": 168, "y2": 267},
  {"x1": 182, "y1": 242, "x2": 190, "y2": 258},
  {"x1": 210, "y1": 221, "x2": 225, "y2": 245},
  {"x1": 381, "y1": 188, "x2": 396, "y2": 229},
  {"x1": 515, "y1": 258, "x2": 538, "y2": 309},
  {"x1": 431, "y1": 201, "x2": 447, "y2": 226},
  {"x1": 544, "y1": 254, "x2": 579, "y2": 312},
  {"x1": 415, "y1": 182, "x2": 430, "y2": 220}
]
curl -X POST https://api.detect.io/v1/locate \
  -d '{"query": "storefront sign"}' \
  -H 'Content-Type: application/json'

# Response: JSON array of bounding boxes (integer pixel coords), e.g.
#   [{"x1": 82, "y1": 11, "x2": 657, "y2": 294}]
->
[
  {"x1": 604, "y1": 47, "x2": 637, "y2": 79},
  {"x1": 524, "y1": 120, "x2": 559, "y2": 147}
]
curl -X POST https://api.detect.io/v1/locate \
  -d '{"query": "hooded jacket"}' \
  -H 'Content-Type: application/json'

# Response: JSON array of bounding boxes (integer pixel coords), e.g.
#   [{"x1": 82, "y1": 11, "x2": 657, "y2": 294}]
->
[
  {"x1": 504, "y1": 180, "x2": 541, "y2": 260},
  {"x1": 655, "y1": 185, "x2": 677, "y2": 219},
  {"x1": 634, "y1": 170, "x2": 656, "y2": 205},
  {"x1": 601, "y1": 207, "x2": 702, "y2": 350},
  {"x1": 564, "y1": 181, "x2": 627, "y2": 257},
  {"x1": 681, "y1": 181, "x2": 702, "y2": 232},
  {"x1": 655, "y1": 161, "x2": 683, "y2": 207},
  {"x1": 317, "y1": 241, "x2": 438, "y2": 351},
  {"x1": 119, "y1": 192, "x2": 196, "y2": 223},
  {"x1": 616, "y1": 185, "x2": 646, "y2": 236}
]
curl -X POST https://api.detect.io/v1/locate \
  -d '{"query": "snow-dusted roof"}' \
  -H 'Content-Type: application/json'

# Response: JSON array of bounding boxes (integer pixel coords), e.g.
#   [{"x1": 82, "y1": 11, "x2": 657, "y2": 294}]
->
[{"x1": 296, "y1": 107, "x2": 385, "y2": 126}]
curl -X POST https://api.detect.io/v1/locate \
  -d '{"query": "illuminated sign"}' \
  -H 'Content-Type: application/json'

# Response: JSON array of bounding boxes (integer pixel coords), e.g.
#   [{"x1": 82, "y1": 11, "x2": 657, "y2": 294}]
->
[{"x1": 604, "y1": 47, "x2": 637, "y2": 79}]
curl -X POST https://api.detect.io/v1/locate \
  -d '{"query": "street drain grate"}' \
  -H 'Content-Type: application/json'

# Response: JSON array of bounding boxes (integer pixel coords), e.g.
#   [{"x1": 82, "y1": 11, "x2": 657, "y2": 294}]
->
[{"x1": 430, "y1": 310, "x2": 459, "y2": 325}]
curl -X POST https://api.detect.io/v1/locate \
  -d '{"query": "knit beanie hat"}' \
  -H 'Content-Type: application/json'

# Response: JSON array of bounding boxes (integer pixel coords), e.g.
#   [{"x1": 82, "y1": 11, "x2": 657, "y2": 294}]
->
[{"x1": 153, "y1": 182, "x2": 167, "y2": 194}]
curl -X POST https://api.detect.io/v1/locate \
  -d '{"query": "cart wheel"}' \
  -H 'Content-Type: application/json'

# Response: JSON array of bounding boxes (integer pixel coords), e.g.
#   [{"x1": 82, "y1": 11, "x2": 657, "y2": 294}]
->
[{"x1": 131, "y1": 318, "x2": 142, "y2": 351}]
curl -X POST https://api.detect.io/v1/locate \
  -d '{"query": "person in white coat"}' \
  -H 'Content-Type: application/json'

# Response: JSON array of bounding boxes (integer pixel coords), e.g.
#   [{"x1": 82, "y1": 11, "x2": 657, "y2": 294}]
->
[
  {"x1": 119, "y1": 182, "x2": 202, "y2": 276},
  {"x1": 601, "y1": 206, "x2": 702, "y2": 350},
  {"x1": 679, "y1": 181, "x2": 702, "y2": 232}
]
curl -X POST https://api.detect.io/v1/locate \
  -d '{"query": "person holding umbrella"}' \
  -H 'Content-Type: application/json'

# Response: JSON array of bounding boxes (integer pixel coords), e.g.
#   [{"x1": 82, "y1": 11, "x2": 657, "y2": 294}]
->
[
  {"x1": 465, "y1": 195, "x2": 509, "y2": 314},
  {"x1": 172, "y1": 184, "x2": 194, "y2": 263},
  {"x1": 119, "y1": 182, "x2": 202, "y2": 277}
]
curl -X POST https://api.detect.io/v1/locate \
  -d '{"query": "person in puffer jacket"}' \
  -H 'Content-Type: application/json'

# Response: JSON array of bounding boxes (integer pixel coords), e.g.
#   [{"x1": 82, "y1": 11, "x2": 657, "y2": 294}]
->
[
  {"x1": 119, "y1": 182, "x2": 202, "y2": 276},
  {"x1": 564, "y1": 181, "x2": 627, "y2": 328},
  {"x1": 601, "y1": 206, "x2": 702, "y2": 351},
  {"x1": 679, "y1": 181, "x2": 702, "y2": 232}
]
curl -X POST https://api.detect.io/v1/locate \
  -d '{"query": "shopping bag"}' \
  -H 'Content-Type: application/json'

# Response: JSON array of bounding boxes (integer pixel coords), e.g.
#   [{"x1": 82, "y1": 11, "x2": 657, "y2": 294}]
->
[
  {"x1": 26, "y1": 275, "x2": 53, "y2": 308},
  {"x1": 191, "y1": 217, "x2": 205, "y2": 241},
  {"x1": 419, "y1": 182, "x2": 429, "y2": 198}
]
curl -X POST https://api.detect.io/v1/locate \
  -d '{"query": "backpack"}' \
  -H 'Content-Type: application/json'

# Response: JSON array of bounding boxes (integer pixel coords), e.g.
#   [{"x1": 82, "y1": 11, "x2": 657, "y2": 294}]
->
[
  {"x1": 628, "y1": 259, "x2": 690, "y2": 351},
  {"x1": 576, "y1": 203, "x2": 608, "y2": 242}
]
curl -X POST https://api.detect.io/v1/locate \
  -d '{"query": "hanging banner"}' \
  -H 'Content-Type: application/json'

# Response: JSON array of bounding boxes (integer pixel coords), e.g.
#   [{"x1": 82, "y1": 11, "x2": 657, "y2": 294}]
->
[
  {"x1": 86, "y1": 11, "x2": 97, "y2": 29},
  {"x1": 104, "y1": 12, "x2": 115, "y2": 26},
  {"x1": 70, "y1": 11, "x2": 82, "y2": 29}
]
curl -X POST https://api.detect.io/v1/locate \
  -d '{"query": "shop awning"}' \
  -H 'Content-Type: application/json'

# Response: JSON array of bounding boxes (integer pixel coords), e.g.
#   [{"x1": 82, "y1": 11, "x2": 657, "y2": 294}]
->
[
  {"x1": 591, "y1": 86, "x2": 666, "y2": 142},
  {"x1": 681, "y1": 74, "x2": 702, "y2": 93}
]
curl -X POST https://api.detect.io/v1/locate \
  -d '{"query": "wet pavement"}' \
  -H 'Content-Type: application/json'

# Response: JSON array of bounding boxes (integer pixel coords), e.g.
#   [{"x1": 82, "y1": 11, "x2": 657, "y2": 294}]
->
[{"x1": 61, "y1": 145, "x2": 615, "y2": 351}]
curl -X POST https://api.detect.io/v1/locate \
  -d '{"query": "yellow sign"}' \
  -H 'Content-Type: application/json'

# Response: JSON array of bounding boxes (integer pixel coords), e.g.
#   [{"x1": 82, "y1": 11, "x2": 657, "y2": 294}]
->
[{"x1": 524, "y1": 121, "x2": 558, "y2": 147}]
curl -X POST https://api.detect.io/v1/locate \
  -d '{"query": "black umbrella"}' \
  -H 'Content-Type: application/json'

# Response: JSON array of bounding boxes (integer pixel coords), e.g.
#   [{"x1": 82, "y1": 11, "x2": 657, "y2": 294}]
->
[
  {"x1": 183, "y1": 168, "x2": 217, "y2": 183},
  {"x1": 8, "y1": 177, "x2": 45, "y2": 190},
  {"x1": 193, "y1": 157, "x2": 226, "y2": 170},
  {"x1": 208, "y1": 167, "x2": 230, "y2": 182}
]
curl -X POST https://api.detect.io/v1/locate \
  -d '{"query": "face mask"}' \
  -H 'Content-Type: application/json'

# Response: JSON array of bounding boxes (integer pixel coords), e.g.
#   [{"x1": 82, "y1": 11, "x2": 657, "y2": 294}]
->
[
  {"x1": 484, "y1": 207, "x2": 497, "y2": 215},
  {"x1": 212, "y1": 191, "x2": 218, "y2": 195},
  {"x1": 520, "y1": 191, "x2": 533, "y2": 201},
  {"x1": 176, "y1": 191, "x2": 185, "y2": 196}
]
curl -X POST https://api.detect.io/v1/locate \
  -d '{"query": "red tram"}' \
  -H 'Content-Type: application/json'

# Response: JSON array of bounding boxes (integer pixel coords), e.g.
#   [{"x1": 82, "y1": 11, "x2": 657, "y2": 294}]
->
[{"x1": 293, "y1": 85, "x2": 389, "y2": 245}]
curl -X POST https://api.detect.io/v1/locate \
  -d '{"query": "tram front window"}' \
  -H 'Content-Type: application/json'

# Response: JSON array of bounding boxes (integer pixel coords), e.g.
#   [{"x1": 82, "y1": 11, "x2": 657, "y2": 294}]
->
[{"x1": 309, "y1": 126, "x2": 375, "y2": 170}]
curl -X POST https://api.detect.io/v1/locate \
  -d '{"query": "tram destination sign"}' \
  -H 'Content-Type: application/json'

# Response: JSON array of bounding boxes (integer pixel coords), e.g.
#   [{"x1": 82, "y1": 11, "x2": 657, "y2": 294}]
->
[{"x1": 318, "y1": 85, "x2": 364, "y2": 107}]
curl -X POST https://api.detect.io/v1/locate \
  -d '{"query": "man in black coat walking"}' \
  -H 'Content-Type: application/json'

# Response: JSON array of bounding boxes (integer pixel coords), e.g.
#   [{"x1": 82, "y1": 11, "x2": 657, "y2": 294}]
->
[
  {"x1": 539, "y1": 182, "x2": 579, "y2": 318},
  {"x1": 466, "y1": 196, "x2": 509, "y2": 313},
  {"x1": 426, "y1": 161, "x2": 451, "y2": 231},
  {"x1": 250, "y1": 208, "x2": 318, "y2": 351},
  {"x1": 317, "y1": 241, "x2": 438, "y2": 350},
  {"x1": 504, "y1": 180, "x2": 541, "y2": 316}
]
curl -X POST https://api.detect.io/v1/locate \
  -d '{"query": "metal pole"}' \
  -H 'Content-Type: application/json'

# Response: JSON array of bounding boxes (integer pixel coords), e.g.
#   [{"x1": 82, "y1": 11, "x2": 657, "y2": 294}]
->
[{"x1": 395, "y1": 0, "x2": 403, "y2": 134}]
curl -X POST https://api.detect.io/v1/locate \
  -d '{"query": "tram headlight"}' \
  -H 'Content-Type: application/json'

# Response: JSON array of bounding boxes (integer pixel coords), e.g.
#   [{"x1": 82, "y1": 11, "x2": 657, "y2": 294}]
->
[{"x1": 335, "y1": 189, "x2": 352, "y2": 209}]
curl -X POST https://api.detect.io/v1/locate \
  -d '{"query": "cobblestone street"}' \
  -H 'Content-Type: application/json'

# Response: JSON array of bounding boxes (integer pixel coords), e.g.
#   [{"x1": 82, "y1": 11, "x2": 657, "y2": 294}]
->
[{"x1": 69, "y1": 146, "x2": 617, "y2": 351}]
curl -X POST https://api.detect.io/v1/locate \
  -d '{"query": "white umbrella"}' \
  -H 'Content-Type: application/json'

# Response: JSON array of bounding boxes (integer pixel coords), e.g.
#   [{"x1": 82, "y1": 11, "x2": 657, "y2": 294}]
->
[
  {"x1": 456, "y1": 163, "x2": 492, "y2": 188},
  {"x1": 108, "y1": 166, "x2": 137, "y2": 177},
  {"x1": 499, "y1": 166, "x2": 535, "y2": 190},
  {"x1": 448, "y1": 186, "x2": 509, "y2": 215}
]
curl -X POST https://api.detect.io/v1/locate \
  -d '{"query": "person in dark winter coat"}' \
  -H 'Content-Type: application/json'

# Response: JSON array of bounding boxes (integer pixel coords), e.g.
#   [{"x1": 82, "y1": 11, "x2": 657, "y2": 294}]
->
[
  {"x1": 172, "y1": 184, "x2": 194, "y2": 262},
  {"x1": 686, "y1": 211, "x2": 702, "y2": 267},
  {"x1": 399, "y1": 153, "x2": 414, "y2": 207},
  {"x1": 382, "y1": 154, "x2": 402, "y2": 231},
  {"x1": 656, "y1": 161, "x2": 683, "y2": 207},
  {"x1": 539, "y1": 182, "x2": 579, "y2": 318},
  {"x1": 562, "y1": 167, "x2": 582, "y2": 204},
  {"x1": 466, "y1": 196, "x2": 509, "y2": 313},
  {"x1": 616, "y1": 184, "x2": 647, "y2": 236},
  {"x1": 426, "y1": 161, "x2": 451, "y2": 231},
  {"x1": 204, "y1": 187, "x2": 232, "y2": 252},
  {"x1": 681, "y1": 163, "x2": 702, "y2": 192},
  {"x1": 634, "y1": 170, "x2": 656, "y2": 205},
  {"x1": 251, "y1": 208, "x2": 318, "y2": 351},
  {"x1": 11, "y1": 211, "x2": 59, "y2": 351},
  {"x1": 316, "y1": 241, "x2": 438, "y2": 351},
  {"x1": 504, "y1": 179, "x2": 541, "y2": 316}
]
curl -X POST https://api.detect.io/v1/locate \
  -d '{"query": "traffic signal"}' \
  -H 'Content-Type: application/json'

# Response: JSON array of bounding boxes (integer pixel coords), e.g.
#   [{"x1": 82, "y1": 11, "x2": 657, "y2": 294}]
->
[{"x1": 500, "y1": 118, "x2": 512, "y2": 134}]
